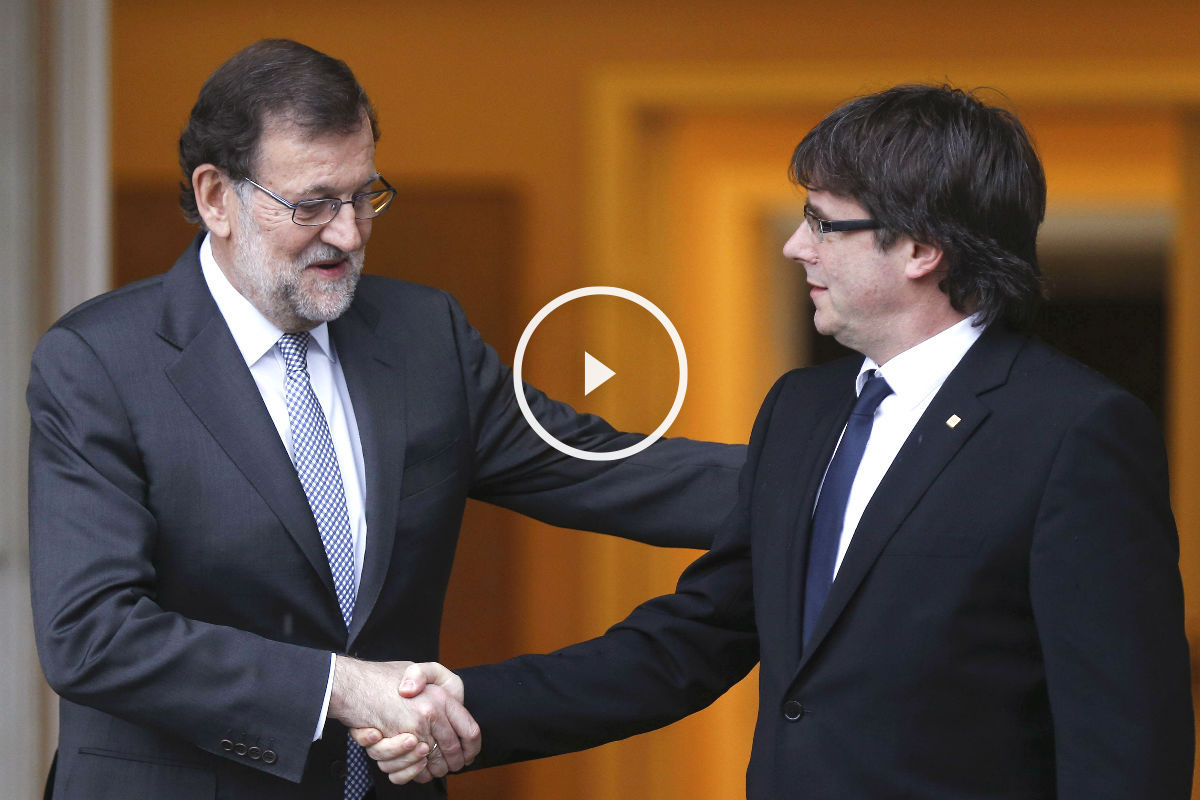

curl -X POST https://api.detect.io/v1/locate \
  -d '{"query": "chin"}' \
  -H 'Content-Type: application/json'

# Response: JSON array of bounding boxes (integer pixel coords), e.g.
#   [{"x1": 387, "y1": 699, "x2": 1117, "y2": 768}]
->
[
  {"x1": 298, "y1": 282, "x2": 358, "y2": 323},
  {"x1": 306, "y1": 303, "x2": 352, "y2": 324},
  {"x1": 812, "y1": 316, "x2": 835, "y2": 338}
]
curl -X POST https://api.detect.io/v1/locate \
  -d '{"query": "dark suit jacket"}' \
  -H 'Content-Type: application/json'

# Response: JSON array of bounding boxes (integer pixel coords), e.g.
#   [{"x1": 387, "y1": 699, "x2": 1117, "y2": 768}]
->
[
  {"x1": 27, "y1": 236, "x2": 744, "y2": 799},
  {"x1": 460, "y1": 326, "x2": 1194, "y2": 798}
]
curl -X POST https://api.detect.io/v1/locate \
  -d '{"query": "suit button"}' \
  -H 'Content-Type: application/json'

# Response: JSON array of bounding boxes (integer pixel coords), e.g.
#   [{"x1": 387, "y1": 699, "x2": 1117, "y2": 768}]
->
[
  {"x1": 234, "y1": 742, "x2": 248, "y2": 756},
  {"x1": 331, "y1": 759, "x2": 347, "y2": 779},
  {"x1": 782, "y1": 699, "x2": 805, "y2": 721},
  {"x1": 220, "y1": 739, "x2": 234, "y2": 752},
  {"x1": 262, "y1": 750, "x2": 278, "y2": 765},
  {"x1": 248, "y1": 747, "x2": 262, "y2": 760}
]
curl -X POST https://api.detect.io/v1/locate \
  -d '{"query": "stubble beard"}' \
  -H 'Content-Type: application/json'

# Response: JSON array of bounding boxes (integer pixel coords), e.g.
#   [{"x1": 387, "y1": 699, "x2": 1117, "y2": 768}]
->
[{"x1": 233, "y1": 203, "x2": 365, "y2": 331}]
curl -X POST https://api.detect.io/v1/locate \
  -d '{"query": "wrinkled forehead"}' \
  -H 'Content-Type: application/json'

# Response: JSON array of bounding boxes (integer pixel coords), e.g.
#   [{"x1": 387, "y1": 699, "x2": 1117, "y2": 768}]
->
[{"x1": 252, "y1": 116, "x2": 378, "y2": 194}]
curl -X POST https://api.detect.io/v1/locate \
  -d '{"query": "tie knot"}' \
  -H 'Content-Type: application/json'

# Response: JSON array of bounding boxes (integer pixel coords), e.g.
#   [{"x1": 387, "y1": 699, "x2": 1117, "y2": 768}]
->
[
  {"x1": 277, "y1": 332, "x2": 311, "y2": 374},
  {"x1": 853, "y1": 371, "x2": 893, "y2": 417}
]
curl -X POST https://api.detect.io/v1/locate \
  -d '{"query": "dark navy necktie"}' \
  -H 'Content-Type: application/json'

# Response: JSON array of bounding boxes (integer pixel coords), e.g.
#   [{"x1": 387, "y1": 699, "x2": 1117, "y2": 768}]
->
[{"x1": 802, "y1": 370, "x2": 893, "y2": 648}]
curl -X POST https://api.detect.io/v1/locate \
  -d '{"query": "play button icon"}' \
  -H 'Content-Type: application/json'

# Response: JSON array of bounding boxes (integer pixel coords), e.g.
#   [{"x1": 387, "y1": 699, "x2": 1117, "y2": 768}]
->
[
  {"x1": 512, "y1": 286, "x2": 688, "y2": 461},
  {"x1": 583, "y1": 352, "x2": 615, "y2": 396}
]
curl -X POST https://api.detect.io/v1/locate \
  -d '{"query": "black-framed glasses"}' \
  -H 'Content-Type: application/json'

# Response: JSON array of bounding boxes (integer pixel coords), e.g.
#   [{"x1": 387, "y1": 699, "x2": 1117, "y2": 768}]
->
[
  {"x1": 243, "y1": 176, "x2": 397, "y2": 226},
  {"x1": 803, "y1": 203, "x2": 880, "y2": 243}
]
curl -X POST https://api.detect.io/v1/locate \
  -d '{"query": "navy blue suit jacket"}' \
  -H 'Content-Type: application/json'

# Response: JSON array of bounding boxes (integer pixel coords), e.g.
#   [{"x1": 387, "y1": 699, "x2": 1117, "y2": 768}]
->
[
  {"x1": 27, "y1": 235, "x2": 744, "y2": 799},
  {"x1": 461, "y1": 326, "x2": 1193, "y2": 798}
]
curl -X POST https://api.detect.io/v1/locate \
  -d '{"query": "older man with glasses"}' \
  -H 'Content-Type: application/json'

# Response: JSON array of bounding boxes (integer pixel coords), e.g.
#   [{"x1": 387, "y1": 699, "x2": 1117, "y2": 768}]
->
[{"x1": 27, "y1": 39, "x2": 744, "y2": 800}]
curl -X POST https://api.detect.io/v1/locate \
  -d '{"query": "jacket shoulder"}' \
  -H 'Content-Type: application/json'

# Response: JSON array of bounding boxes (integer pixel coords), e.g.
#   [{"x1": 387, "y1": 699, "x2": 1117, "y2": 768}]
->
[
  {"x1": 349, "y1": 274, "x2": 471, "y2": 337},
  {"x1": 48, "y1": 274, "x2": 166, "y2": 338},
  {"x1": 354, "y1": 273, "x2": 447, "y2": 303},
  {"x1": 774, "y1": 354, "x2": 862, "y2": 396},
  {"x1": 1007, "y1": 334, "x2": 1145, "y2": 408}
]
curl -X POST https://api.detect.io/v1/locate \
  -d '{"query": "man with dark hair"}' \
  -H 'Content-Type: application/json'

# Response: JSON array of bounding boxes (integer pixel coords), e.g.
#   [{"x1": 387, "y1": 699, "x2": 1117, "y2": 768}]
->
[
  {"x1": 27, "y1": 39, "x2": 743, "y2": 799},
  {"x1": 370, "y1": 84, "x2": 1194, "y2": 796}
]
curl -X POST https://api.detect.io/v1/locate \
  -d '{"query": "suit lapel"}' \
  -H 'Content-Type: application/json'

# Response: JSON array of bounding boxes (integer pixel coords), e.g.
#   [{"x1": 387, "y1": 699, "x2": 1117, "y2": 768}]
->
[
  {"x1": 158, "y1": 238, "x2": 337, "y2": 599},
  {"x1": 795, "y1": 328, "x2": 1024, "y2": 671},
  {"x1": 330, "y1": 297, "x2": 408, "y2": 644}
]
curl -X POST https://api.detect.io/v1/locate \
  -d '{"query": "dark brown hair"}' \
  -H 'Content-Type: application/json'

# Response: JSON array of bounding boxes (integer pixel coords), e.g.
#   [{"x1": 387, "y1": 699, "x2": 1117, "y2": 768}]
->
[
  {"x1": 178, "y1": 39, "x2": 379, "y2": 226},
  {"x1": 790, "y1": 84, "x2": 1046, "y2": 328}
]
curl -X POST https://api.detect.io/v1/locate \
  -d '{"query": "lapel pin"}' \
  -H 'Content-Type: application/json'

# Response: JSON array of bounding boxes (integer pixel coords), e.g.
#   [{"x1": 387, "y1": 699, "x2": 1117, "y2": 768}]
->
[{"x1": 946, "y1": 414, "x2": 962, "y2": 429}]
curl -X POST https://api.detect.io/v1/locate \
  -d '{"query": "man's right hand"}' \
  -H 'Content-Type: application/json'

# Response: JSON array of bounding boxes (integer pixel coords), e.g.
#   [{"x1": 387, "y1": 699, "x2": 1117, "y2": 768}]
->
[
  {"x1": 349, "y1": 662, "x2": 476, "y2": 783},
  {"x1": 330, "y1": 657, "x2": 479, "y2": 783}
]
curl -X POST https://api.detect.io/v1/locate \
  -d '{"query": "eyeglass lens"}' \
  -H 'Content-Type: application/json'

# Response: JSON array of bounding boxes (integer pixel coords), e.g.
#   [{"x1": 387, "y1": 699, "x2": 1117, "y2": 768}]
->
[
  {"x1": 804, "y1": 208, "x2": 824, "y2": 242},
  {"x1": 291, "y1": 187, "x2": 395, "y2": 226}
]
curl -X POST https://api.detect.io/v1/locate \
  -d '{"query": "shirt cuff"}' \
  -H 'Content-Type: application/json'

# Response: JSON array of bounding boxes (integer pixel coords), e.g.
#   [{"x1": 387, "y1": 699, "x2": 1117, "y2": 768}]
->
[{"x1": 314, "y1": 652, "x2": 336, "y2": 741}]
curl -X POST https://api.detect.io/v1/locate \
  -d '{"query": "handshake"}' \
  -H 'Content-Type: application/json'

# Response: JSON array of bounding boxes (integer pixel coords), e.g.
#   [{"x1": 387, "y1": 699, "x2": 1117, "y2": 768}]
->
[{"x1": 329, "y1": 657, "x2": 479, "y2": 785}]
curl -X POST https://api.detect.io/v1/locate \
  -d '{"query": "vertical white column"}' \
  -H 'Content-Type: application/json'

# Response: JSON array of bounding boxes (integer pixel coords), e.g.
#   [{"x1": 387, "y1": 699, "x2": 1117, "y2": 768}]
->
[
  {"x1": 50, "y1": 0, "x2": 112, "y2": 318},
  {"x1": 1, "y1": 1, "x2": 111, "y2": 796},
  {"x1": 0, "y1": 1, "x2": 48, "y2": 796}
]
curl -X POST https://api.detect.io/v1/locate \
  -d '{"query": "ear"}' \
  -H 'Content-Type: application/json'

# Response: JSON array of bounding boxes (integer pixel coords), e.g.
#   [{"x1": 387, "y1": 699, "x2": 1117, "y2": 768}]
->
[
  {"x1": 191, "y1": 164, "x2": 237, "y2": 239},
  {"x1": 903, "y1": 238, "x2": 945, "y2": 281}
]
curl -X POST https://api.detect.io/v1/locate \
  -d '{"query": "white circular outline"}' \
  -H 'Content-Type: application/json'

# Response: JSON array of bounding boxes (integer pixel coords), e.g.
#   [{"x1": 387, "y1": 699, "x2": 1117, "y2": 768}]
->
[{"x1": 512, "y1": 286, "x2": 688, "y2": 462}]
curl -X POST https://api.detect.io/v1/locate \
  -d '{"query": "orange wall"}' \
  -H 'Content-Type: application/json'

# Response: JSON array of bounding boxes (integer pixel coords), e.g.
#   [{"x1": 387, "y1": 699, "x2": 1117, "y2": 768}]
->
[
  {"x1": 113, "y1": 0, "x2": 1200, "y2": 310},
  {"x1": 112, "y1": 3, "x2": 1200, "y2": 798}
]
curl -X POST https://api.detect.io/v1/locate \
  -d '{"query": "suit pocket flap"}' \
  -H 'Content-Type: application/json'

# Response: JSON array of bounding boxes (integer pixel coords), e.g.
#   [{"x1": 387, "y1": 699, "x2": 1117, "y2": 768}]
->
[
  {"x1": 63, "y1": 748, "x2": 215, "y2": 799},
  {"x1": 400, "y1": 438, "x2": 460, "y2": 498}
]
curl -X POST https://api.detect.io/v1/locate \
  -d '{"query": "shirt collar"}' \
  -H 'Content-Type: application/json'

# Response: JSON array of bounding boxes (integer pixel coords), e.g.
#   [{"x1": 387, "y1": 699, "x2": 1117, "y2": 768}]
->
[
  {"x1": 199, "y1": 233, "x2": 335, "y2": 368},
  {"x1": 856, "y1": 315, "x2": 985, "y2": 406}
]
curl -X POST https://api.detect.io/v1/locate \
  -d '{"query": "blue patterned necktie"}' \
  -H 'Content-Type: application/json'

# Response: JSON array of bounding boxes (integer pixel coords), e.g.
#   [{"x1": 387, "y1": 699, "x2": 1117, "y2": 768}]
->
[
  {"x1": 277, "y1": 332, "x2": 371, "y2": 800},
  {"x1": 802, "y1": 370, "x2": 893, "y2": 648}
]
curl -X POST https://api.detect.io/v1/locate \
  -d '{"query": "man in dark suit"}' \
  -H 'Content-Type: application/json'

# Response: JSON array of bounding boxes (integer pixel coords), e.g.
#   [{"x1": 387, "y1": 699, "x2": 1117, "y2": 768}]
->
[
  {"x1": 26, "y1": 40, "x2": 743, "y2": 799},
  {"x1": 368, "y1": 84, "x2": 1194, "y2": 796}
]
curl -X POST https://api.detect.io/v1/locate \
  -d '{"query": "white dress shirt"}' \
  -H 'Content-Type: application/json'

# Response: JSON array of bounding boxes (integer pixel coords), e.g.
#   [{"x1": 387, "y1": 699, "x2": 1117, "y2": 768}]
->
[
  {"x1": 828, "y1": 316, "x2": 984, "y2": 577},
  {"x1": 199, "y1": 234, "x2": 365, "y2": 738}
]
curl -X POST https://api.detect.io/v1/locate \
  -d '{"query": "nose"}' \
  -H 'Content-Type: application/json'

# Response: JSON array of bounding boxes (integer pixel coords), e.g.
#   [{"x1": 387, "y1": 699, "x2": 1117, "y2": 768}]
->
[
  {"x1": 320, "y1": 202, "x2": 367, "y2": 252},
  {"x1": 782, "y1": 223, "x2": 816, "y2": 263}
]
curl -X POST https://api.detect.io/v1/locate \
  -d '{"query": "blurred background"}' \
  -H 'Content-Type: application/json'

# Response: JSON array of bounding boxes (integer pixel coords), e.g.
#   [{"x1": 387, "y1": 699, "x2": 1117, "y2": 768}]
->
[{"x1": 3, "y1": 1, "x2": 1200, "y2": 797}]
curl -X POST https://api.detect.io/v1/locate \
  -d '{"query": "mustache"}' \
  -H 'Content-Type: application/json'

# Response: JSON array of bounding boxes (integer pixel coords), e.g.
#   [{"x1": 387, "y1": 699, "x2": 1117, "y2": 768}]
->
[
  {"x1": 304, "y1": 246, "x2": 351, "y2": 263},
  {"x1": 297, "y1": 246, "x2": 362, "y2": 269}
]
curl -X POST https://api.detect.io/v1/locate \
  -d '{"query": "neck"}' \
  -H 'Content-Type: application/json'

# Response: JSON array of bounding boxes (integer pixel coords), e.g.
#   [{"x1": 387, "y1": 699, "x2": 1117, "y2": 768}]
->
[{"x1": 864, "y1": 306, "x2": 971, "y2": 366}]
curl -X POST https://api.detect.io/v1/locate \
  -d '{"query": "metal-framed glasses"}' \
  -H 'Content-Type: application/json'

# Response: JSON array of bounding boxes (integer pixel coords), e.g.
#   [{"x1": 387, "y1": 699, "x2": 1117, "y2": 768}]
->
[
  {"x1": 803, "y1": 203, "x2": 880, "y2": 243},
  {"x1": 243, "y1": 176, "x2": 397, "y2": 226}
]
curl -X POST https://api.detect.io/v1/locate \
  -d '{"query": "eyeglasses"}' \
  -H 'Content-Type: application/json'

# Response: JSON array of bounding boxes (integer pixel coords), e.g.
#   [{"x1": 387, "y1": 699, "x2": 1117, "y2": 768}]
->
[
  {"x1": 243, "y1": 176, "x2": 397, "y2": 226},
  {"x1": 803, "y1": 203, "x2": 880, "y2": 243}
]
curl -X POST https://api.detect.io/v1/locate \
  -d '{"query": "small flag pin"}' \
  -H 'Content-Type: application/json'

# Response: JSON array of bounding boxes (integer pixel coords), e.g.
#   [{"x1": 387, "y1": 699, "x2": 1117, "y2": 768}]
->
[{"x1": 946, "y1": 415, "x2": 962, "y2": 429}]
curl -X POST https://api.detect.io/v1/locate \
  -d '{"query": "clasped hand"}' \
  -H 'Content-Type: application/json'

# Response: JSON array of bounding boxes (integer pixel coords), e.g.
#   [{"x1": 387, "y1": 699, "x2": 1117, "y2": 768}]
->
[{"x1": 329, "y1": 658, "x2": 479, "y2": 785}]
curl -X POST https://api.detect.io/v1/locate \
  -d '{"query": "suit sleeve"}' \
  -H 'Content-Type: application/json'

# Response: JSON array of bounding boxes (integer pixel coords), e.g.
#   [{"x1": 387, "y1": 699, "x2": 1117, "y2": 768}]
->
[
  {"x1": 455, "y1": 376, "x2": 784, "y2": 765},
  {"x1": 28, "y1": 326, "x2": 331, "y2": 783},
  {"x1": 442, "y1": 291, "x2": 745, "y2": 549},
  {"x1": 1029, "y1": 389, "x2": 1193, "y2": 798}
]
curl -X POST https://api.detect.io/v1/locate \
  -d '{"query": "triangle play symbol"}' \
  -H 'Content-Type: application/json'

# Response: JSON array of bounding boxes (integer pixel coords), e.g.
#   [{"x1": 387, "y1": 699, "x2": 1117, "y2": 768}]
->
[{"x1": 584, "y1": 351, "x2": 616, "y2": 395}]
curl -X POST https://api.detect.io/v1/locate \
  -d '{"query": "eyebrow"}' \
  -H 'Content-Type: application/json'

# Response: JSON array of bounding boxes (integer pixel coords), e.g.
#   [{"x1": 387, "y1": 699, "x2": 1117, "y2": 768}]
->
[
  {"x1": 297, "y1": 173, "x2": 382, "y2": 199},
  {"x1": 804, "y1": 199, "x2": 829, "y2": 219}
]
